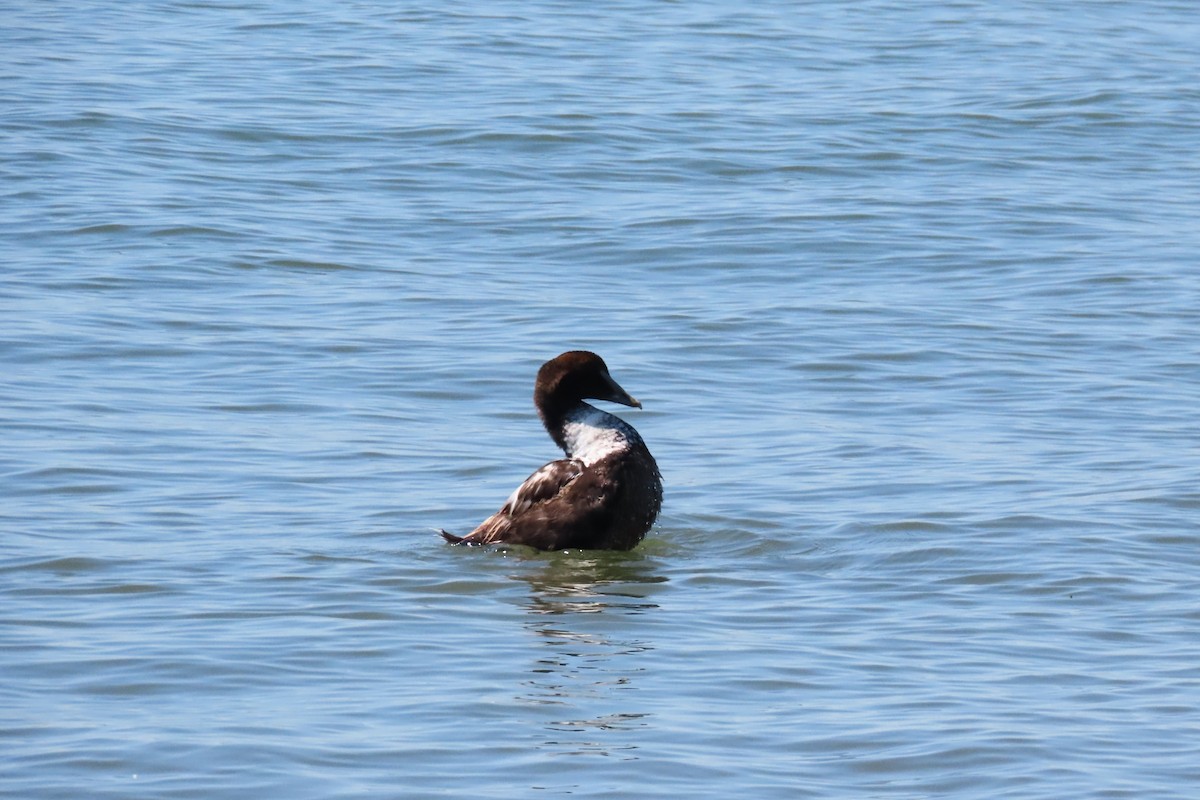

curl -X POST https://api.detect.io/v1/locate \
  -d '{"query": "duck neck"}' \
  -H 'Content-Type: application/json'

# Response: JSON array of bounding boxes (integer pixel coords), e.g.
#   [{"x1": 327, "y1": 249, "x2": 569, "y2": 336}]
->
[{"x1": 542, "y1": 401, "x2": 635, "y2": 464}]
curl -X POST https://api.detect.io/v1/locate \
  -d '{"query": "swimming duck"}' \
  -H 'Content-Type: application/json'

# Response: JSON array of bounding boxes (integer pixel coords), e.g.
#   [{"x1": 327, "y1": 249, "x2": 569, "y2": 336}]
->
[{"x1": 441, "y1": 351, "x2": 662, "y2": 550}]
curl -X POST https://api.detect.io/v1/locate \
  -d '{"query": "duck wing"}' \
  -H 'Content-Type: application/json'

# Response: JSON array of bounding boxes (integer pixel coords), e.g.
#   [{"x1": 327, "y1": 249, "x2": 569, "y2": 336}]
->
[
  {"x1": 499, "y1": 458, "x2": 584, "y2": 516},
  {"x1": 443, "y1": 458, "x2": 586, "y2": 546}
]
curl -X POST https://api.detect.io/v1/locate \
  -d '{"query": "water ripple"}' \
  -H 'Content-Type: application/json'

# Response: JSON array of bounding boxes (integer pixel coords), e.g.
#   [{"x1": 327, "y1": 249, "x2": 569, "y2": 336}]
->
[{"x1": 4, "y1": 1, "x2": 1200, "y2": 798}]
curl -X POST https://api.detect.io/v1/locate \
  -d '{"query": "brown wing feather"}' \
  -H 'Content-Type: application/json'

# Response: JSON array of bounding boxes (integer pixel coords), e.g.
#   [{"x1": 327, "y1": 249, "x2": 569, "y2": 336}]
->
[
  {"x1": 500, "y1": 459, "x2": 583, "y2": 516},
  {"x1": 451, "y1": 459, "x2": 585, "y2": 546},
  {"x1": 496, "y1": 465, "x2": 617, "y2": 550},
  {"x1": 445, "y1": 450, "x2": 658, "y2": 550}
]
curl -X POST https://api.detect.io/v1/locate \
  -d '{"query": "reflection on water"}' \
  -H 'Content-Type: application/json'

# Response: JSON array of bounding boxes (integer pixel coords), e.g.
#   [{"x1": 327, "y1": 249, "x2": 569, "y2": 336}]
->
[
  {"x1": 511, "y1": 551, "x2": 667, "y2": 756},
  {"x1": 517, "y1": 550, "x2": 668, "y2": 615}
]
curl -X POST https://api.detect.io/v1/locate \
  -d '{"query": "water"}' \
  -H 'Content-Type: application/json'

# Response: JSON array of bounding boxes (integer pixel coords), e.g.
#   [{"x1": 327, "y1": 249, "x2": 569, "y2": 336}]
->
[{"x1": 3, "y1": 1, "x2": 1200, "y2": 797}]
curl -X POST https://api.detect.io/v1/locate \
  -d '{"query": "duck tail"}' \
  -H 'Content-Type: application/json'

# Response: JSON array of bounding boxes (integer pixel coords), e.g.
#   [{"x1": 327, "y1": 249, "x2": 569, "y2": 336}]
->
[{"x1": 438, "y1": 529, "x2": 466, "y2": 545}]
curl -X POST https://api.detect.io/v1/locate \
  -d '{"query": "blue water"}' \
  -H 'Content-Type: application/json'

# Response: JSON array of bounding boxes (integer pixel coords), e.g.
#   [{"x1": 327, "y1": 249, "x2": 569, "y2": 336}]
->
[{"x1": 4, "y1": 2, "x2": 1200, "y2": 797}]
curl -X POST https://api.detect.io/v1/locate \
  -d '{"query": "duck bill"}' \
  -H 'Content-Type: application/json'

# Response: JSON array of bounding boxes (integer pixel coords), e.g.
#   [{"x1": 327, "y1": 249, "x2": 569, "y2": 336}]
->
[{"x1": 599, "y1": 372, "x2": 642, "y2": 408}]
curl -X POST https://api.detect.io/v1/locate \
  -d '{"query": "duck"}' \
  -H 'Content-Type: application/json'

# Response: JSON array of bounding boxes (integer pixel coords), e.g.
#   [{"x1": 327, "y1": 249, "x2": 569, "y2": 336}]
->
[{"x1": 441, "y1": 351, "x2": 662, "y2": 551}]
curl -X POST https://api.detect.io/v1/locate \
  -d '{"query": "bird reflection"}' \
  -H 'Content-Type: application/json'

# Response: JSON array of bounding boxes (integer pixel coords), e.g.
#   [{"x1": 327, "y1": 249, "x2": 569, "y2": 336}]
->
[
  {"x1": 508, "y1": 550, "x2": 666, "y2": 756},
  {"x1": 517, "y1": 549, "x2": 666, "y2": 615}
]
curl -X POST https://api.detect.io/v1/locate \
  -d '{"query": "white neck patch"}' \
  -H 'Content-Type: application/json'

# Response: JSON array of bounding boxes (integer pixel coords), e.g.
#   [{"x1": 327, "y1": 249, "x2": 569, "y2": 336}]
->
[{"x1": 561, "y1": 405, "x2": 638, "y2": 465}]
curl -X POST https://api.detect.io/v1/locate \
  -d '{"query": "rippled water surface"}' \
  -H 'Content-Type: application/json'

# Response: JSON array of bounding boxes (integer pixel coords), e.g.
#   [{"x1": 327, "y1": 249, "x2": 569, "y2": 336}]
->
[{"x1": 4, "y1": 2, "x2": 1200, "y2": 798}]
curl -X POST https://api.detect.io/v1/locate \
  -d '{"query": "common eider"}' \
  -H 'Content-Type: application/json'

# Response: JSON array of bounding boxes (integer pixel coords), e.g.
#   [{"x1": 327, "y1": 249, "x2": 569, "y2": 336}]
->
[{"x1": 441, "y1": 351, "x2": 662, "y2": 551}]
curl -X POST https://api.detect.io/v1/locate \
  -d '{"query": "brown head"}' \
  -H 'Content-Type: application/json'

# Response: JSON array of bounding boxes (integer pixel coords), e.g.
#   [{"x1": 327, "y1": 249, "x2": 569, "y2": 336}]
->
[{"x1": 534, "y1": 351, "x2": 642, "y2": 421}]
